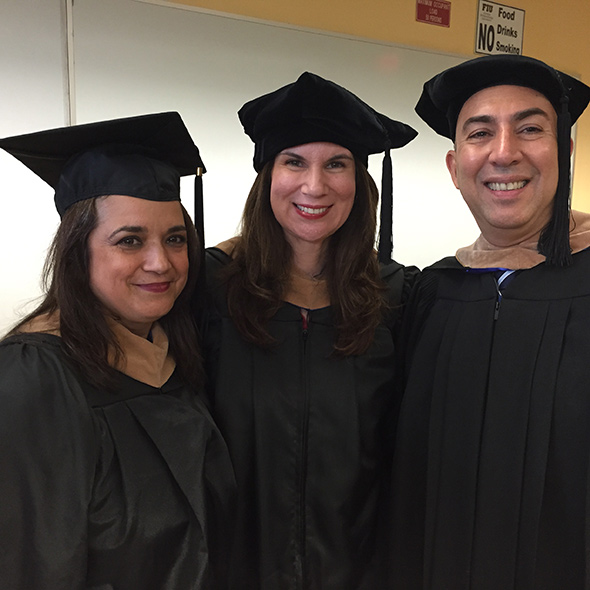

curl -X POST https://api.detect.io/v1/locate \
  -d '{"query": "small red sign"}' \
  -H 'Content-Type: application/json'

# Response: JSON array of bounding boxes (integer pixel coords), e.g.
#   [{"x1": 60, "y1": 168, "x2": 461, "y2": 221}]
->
[{"x1": 416, "y1": 0, "x2": 451, "y2": 27}]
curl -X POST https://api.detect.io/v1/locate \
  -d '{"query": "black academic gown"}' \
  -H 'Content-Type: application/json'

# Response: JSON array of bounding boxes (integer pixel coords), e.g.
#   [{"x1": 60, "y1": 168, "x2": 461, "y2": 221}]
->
[
  {"x1": 390, "y1": 248, "x2": 590, "y2": 589},
  {"x1": 202, "y1": 247, "x2": 418, "y2": 590},
  {"x1": 0, "y1": 332, "x2": 235, "y2": 590}
]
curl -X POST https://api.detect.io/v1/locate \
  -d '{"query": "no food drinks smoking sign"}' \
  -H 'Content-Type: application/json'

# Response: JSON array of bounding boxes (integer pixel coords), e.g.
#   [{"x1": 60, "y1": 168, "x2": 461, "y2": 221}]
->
[{"x1": 475, "y1": 0, "x2": 525, "y2": 56}]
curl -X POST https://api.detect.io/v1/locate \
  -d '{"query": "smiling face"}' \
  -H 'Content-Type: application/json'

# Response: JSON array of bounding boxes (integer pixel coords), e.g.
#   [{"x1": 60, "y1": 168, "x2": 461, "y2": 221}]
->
[
  {"x1": 88, "y1": 195, "x2": 189, "y2": 337},
  {"x1": 270, "y1": 142, "x2": 356, "y2": 258},
  {"x1": 446, "y1": 84, "x2": 560, "y2": 246}
]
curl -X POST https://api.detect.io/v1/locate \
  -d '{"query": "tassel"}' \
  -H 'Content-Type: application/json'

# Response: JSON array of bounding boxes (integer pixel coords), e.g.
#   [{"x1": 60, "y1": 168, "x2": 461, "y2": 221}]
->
[
  {"x1": 194, "y1": 166, "x2": 205, "y2": 249},
  {"x1": 192, "y1": 167, "x2": 207, "y2": 317},
  {"x1": 538, "y1": 93, "x2": 573, "y2": 267},
  {"x1": 378, "y1": 150, "x2": 393, "y2": 264}
]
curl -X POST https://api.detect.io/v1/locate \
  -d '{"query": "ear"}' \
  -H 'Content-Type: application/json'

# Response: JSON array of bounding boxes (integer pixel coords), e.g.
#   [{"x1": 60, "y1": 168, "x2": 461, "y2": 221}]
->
[{"x1": 446, "y1": 150, "x2": 460, "y2": 189}]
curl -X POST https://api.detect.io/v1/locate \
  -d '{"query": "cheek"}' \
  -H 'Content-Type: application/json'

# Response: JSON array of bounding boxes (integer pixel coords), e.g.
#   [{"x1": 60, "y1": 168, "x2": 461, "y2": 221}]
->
[
  {"x1": 88, "y1": 261, "x2": 122, "y2": 315},
  {"x1": 269, "y1": 180, "x2": 290, "y2": 223},
  {"x1": 269, "y1": 186, "x2": 279, "y2": 215},
  {"x1": 88, "y1": 237, "x2": 111, "y2": 282},
  {"x1": 175, "y1": 252, "x2": 190, "y2": 286},
  {"x1": 540, "y1": 150, "x2": 559, "y2": 189},
  {"x1": 341, "y1": 195, "x2": 355, "y2": 220},
  {"x1": 89, "y1": 264, "x2": 122, "y2": 307},
  {"x1": 270, "y1": 173, "x2": 289, "y2": 199},
  {"x1": 88, "y1": 249, "x2": 132, "y2": 295},
  {"x1": 455, "y1": 162, "x2": 471, "y2": 186},
  {"x1": 88, "y1": 247, "x2": 108, "y2": 293},
  {"x1": 337, "y1": 177, "x2": 356, "y2": 211},
  {"x1": 451, "y1": 148, "x2": 482, "y2": 183}
]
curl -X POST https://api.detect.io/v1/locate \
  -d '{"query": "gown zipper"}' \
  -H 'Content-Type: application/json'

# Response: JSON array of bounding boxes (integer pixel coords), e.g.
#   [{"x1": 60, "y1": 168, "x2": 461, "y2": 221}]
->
[{"x1": 296, "y1": 308, "x2": 311, "y2": 588}]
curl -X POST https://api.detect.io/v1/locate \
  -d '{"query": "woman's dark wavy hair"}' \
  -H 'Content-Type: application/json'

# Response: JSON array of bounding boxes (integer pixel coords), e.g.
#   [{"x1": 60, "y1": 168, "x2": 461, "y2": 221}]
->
[
  {"x1": 223, "y1": 158, "x2": 388, "y2": 356},
  {"x1": 9, "y1": 197, "x2": 203, "y2": 390}
]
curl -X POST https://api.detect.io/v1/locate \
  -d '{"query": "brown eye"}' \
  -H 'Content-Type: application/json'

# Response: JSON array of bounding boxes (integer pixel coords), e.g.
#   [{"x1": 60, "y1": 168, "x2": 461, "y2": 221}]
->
[
  {"x1": 285, "y1": 158, "x2": 304, "y2": 167},
  {"x1": 167, "y1": 234, "x2": 187, "y2": 246},
  {"x1": 469, "y1": 130, "x2": 490, "y2": 139},
  {"x1": 521, "y1": 125, "x2": 542, "y2": 134},
  {"x1": 116, "y1": 236, "x2": 141, "y2": 247}
]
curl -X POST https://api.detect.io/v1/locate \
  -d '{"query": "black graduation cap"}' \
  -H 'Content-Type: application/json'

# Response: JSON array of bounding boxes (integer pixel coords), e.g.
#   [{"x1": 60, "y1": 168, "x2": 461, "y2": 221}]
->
[
  {"x1": 415, "y1": 54, "x2": 590, "y2": 140},
  {"x1": 0, "y1": 112, "x2": 206, "y2": 240},
  {"x1": 238, "y1": 72, "x2": 418, "y2": 263},
  {"x1": 415, "y1": 54, "x2": 590, "y2": 267}
]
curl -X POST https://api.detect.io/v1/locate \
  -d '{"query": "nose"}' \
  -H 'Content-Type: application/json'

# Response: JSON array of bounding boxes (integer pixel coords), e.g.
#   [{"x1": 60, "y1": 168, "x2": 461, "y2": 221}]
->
[
  {"x1": 490, "y1": 127, "x2": 522, "y2": 167},
  {"x1": 142, "y1": 243, "x2": 172, "y2": 273},
  {"x1": 301, "y1": 166, "x2": 328, "y2": 198}
]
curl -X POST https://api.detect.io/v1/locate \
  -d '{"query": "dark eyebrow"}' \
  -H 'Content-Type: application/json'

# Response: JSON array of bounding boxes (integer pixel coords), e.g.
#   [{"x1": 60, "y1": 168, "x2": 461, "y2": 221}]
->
[
  {"x1": 462, "y1": 107, "x2": 552, "y2": 133},
  {"x1": 279, "y1": 150, "x2": 305, "y2": 159},
  {"x1": 108, "y1": 224, "x2": 186, "y2": 240},
  {"x1": 461, "y1": 114, "x2": 493, "y2": 131},
  {"x1": 513, "y1": 107, "x2": 551, "y2": 122},
  {"x1": 327, "y1": 153, "x2": 354, "y2": 162},
  {"x1": 278, "y1": 150, "x2": 354, "y2": 161},
  {"x1": 167, "y1": 225, "x2": 188, "y2": 234},
  {"x1": 108, "y1": 225, "x2": 145, "y2": 240}
]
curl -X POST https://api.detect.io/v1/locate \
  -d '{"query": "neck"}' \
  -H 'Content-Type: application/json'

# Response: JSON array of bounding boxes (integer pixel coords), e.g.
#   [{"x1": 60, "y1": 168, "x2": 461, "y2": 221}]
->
[
  {"x1": 290, "y1": 242, "x2": 326, "y2": 279},
  {"x1": 108, "y1": 314, "x2": 154, "y2": 340},
  {"x1": 481, "y1": 230, "x2": 541, "y2": 250}
]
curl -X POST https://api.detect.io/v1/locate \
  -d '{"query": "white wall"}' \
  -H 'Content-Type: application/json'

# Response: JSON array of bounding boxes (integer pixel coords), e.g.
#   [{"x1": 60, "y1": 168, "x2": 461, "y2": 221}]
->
[
  {"x1": 0, "y1": 0, "x2": 67, "y2": 335},
  {"x1": 0, "y1": 0, "x2": 480, "y2": 335}
]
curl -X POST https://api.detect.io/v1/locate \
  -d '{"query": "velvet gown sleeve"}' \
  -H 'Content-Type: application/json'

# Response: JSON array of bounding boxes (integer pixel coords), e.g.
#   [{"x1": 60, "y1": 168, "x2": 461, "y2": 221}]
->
[{"x1": 0, "y1": 334, "x2": 98, "y2": 589}]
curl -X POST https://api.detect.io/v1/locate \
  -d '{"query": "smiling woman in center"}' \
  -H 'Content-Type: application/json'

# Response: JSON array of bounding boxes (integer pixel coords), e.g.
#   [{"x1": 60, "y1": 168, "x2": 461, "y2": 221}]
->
[{"x1": 199, "y1": 72, "x2": 418, "y2": 589}]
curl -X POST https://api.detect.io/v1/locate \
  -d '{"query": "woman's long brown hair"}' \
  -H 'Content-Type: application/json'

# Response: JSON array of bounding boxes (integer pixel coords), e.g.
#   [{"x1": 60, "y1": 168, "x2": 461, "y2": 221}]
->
[
  {"x1": 8, "y1": 198, "x2": 203, "y2": 390},
  {"x1": 222, "y1": 159, "x2": 388, "y2": 356}
]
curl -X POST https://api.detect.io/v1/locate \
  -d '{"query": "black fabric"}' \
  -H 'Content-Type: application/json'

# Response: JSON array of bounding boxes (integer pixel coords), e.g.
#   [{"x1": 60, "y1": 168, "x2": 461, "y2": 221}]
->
[
  {"x1": 54, "y1": 146, "x2": 181, "y2": 216},
  {"x1": 200, "y1": 248, "x2": 418, "y2": 589},
  {"x1": 0, "y1": 111, "x2": 204, "y2": 217},
  {"x1": 238, "y1": 71, "x2": 417, "y2": 171},
  {"x1": 0, "y1": 332, "x2": 235, "y2": 590},
  {"x1": 389, "y1": 248, "x2": 590, "y2": 589}
]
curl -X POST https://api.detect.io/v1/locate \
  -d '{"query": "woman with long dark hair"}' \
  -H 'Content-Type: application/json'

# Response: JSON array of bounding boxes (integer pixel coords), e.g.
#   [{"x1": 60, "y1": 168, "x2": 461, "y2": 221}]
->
[
  {"x1": 0, "y1": 112, "x2": 234, "y2": 590},
  {"x1": 201, "y1": 72, "x2": 418, "y2": 589}
]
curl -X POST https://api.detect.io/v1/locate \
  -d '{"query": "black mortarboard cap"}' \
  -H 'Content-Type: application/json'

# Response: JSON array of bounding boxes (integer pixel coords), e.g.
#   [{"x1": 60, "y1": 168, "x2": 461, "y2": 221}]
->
[
  {"x1": 415, "y1": 55, "x2": 590, "y2": 267},
  {"x1": 238, "y1": 71, "x2": 418, "y2": 263},
  {"x1": 0, "y1": 112, "x2": 205, "y2": 224}
]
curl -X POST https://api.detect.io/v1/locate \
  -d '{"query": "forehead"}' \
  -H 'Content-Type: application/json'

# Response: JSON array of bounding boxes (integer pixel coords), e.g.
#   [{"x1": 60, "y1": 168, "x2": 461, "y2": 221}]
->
[
  {"x1": 279, "y1": 141, "x2": 353, "y2": 157},
  {"x1": 95, "y1": 194, "x2": 184, "y2": 224},
  {"x1": 458, "y1": 84, "x2": 556, "y2": 123}
]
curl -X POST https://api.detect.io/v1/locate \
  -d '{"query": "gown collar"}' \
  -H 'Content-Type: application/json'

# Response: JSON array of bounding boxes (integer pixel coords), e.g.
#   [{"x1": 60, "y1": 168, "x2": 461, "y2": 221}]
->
[
  {"x1": 106, "y1": 319, "x2": 175, "y2": 388},
  {"x1": 20, "y1": 312, "x2": 175, "y2": 388},
  {"x1": 456, "y1": 210, "x2": 590, "y2": 269}
]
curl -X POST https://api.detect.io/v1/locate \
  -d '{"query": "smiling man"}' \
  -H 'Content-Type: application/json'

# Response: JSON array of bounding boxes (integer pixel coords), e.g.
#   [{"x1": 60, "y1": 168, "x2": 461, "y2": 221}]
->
[
  {"x1": 448, "y1": 84, "x2": 559, "y2": 247},
  {"x1": 388, "y1": 55, "x2": 590, "y2": 588}
]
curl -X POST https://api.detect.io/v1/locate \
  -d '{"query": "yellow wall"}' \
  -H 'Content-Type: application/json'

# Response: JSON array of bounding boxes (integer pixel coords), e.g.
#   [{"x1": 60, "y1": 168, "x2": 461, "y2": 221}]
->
[{"x1": 172, "y1": 0, "x2": 590, "y2": 210}]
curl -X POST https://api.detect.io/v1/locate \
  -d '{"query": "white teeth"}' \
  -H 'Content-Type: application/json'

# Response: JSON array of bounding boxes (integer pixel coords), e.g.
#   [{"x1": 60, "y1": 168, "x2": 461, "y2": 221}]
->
[
  {"x1": 487, "y1": 181, "x2": 527, "y2": 191},
  {"x1": 296, "y1": 204, "x2": 328, "y2": 214}
]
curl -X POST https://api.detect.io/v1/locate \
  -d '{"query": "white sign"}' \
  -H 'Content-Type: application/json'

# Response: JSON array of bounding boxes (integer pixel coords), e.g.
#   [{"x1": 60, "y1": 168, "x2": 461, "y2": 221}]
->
[{"x1": 475, "y1": 0, "x2": 525, "y2": 56}]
